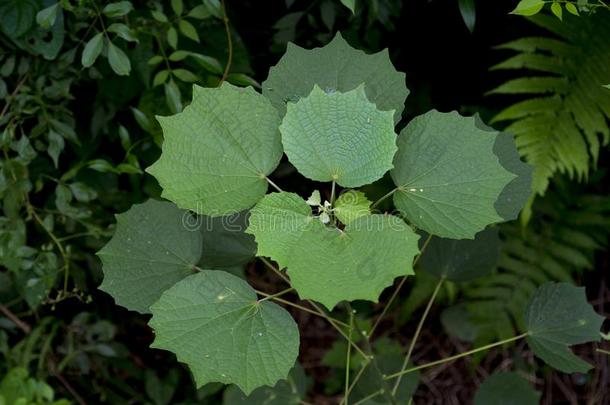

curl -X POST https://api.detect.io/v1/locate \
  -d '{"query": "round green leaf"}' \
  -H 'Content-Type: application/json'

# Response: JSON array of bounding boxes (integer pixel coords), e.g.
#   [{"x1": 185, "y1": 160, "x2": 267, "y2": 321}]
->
[
  {"x1": 97, "y1": 200, "x2": 202, "y2": 313},
  {"x1": 474, "y1": 372, "x2": 541, "y2": 405},
  {"x1": 246, "y1": 192, "x2": 314, "y2": 269},
  {"x1": 391, "y1": 111, "x2": 517, "y2": 239},
  {"x1": 287, "y1": 215, "x2": 419, "y2": 309},
  {"x1": 280, "y1": 85, "x2": 397, "y2": 187},
  {"x1": 263, "y1": 32, "x2": 408, "y2": 123},
  {"x1": 149, "y1": 271, "x2": 300, "y2": 394},
  {"x1": 147, "y1": 83, "x2": 283, "y2": 216},
  {"x1": 419, "y1": 228, "x2": 500, "y2": 282},
  {"x1": 247, "y1": 192, "x2": 419, "y2": 309},
  {"x1": 334, "y1": 190, "x2": 372, "y2": 225},
  {"x1": 525, "y1": 282, "x2": 605, "y2": 373}
]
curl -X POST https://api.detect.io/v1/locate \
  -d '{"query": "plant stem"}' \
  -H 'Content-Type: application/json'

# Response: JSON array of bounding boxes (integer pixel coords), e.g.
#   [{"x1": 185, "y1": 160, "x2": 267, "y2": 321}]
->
[
  {"x1": 370, "y1": 188, "x2": 398, "y2": 210},
  {"x1": 596, "y1": 348, "x2": 610, "y2": 355},
  {"x1": 259, "y1": 257, "x2": 369, "y2": 358},
  {"x1": 330, "y1": 179, "x2": 337, "y2": 206},
  {"x1": 344, "y1": 310, "x2": 354, "y2": 405},
  {"x1": 384, "y1": 333, "x2": 529, "y2": 380},
  {"x1": 0, "y1": 304, "x2": 31, "y2": 334},
  {"x1": 352, "y1": 389, "x2": 384, "y2": 405},
  {"x1": 392, "y1": 276, "x2": 445, "y2": 396},
  {"x1": 369, "y1": 234, "x2": 433, "y2": 337},
  {"x1": 266, "y1": 176, "x2": 283, "y2": 192},
  {"x1": 220, "y1": 0, "x2": 233, "y2": 83},
  {"x1": 257, "y1": 287, "x2": 294, "y2": 302},
  {"x1": 340, "y1": 360, "x2": 370, "y2": 405},
  {"x1": 255, "y1": 292, "x2": 349, "y2": 327}
]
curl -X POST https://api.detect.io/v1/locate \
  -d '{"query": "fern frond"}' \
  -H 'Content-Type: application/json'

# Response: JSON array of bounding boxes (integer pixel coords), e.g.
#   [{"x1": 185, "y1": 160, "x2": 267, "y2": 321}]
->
[
  {"x1": 460, "y1": 176, "x2": 610, "y2": 344},
  {"x1": 489, "y1": 11, "x2": 610, "y2": 196}
]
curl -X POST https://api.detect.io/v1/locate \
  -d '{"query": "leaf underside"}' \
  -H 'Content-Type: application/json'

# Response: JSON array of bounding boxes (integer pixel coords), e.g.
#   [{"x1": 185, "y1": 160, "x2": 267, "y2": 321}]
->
[
  {"x1": 391, "y1": 110, "x2": 518, "y2": 239},
  {"x1": 525, "y1": 282, "x2": 604, "y2": 373},
  {"x1": 263, "y1": 32, "x2": 408, "y2": 123},
  {"x1": 147, "y1": 83, "x2": 283, "y2": 216},
  {"x1": 98, "y1": 200, "x2": 201, "y2": 313},
  {"x1": 149, "y1": 271, "x2": 300, "y2": 394}
]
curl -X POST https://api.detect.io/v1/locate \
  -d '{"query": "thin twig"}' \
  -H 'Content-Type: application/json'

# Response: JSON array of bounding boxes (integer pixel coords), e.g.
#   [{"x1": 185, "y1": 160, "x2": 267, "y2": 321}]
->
[
  {"x1": 0, "y1": 304, "x2": 31, "y2": 334},
  {"x1": 219, "y1": 0, "x2": 233, "y2": 83},
  {"x1": 392, "y1": 277, "x2": 445, "y2": 396},
  {"x1": 369, "y1": 233, "x2": 433, "y2": 337},
  {"x1": 266, "y1": 176, "x2": 283, "y2": 192},
  {"x1": 384, "y1": 333, "x2": 529, "y2": 380}
]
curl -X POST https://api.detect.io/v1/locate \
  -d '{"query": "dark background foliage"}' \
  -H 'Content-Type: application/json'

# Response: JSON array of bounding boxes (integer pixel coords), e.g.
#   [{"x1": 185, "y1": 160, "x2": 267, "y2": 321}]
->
[{"x1": 1, "y1": 0, "x2": 608, "y2": 404}]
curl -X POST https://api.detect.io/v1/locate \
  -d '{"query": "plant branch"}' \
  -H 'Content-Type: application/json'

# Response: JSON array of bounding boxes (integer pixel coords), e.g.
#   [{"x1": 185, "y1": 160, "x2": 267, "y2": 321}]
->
[
  {"x1": 257, "y1": 287, "x2": 294, "y2": 302},
  {"x1": 266, "y1": 176, "x2": 283, "y2": 192},
  {"x1": 369, "y1": 233, "x2": 433, "y2": 337},
  {"x1": 392, "y1": 276, "x2": 444, "y2": 396},
  {"x1": 0, "y1": 304, "x2": 31, "y2": 334},
  {"x1": 220, "y1": 0, "x2": 233, "y2": 83},
  {"x1": 370, "y1": 187, "x2": 398, "y2": 210},
  {"x1": 384, "y1": 333, "x2": 529, "y2": 380},
  {"x1": 344, "y1": 310, "x2": 354, "y2": 405}
]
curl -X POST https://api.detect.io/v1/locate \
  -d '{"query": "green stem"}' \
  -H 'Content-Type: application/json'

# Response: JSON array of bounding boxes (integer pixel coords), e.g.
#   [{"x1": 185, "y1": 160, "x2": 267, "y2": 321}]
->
[
  {"x1": 369, "y1": 234, "x2": 433, "y2": 337},
  {"x1": 596, "y1": 348, "x2": 610, "y2": 356},
  {"x1": 370, "y1": 188, "x2": 398, "y2": 210},
  {"x1": 384, "y1": 333, "x2": 529, "y2": 380},
  {"x1": 219, "y1": 0, "x2": 233, "y2": 83},
  {"x1": 257, "y1": 287, "x2": 294, "y2": 303},
  {"x1": 265, "y1": 176, "x2": 283, "y2": 192},
  {"x1": 340, "y1": 359, "x2": 370, "y2": 405},
  {"x1": 392, "y1": 276, "x2": 444, "y2": 396},
  {"x1": 352, "y1": 389, "x2": 384, "y2": 405},
  {"x1": 344, "y1": 310, "x2": 354, "y2": 405},
  {"x1": 330, "y1": 179, "x2": 337, "y2": 206}
]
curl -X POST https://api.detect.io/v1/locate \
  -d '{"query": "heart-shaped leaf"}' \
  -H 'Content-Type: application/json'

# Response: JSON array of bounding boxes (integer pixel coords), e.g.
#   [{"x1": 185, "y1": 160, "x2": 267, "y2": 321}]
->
[
  {"x1": 263, "y1": 32, "x2": 408, "y2": 123},
  {"x1": 391, "y1": 111, "x2": 517, "y2": 239},
  {"x1": 525, "y1": 282, "x2": 605, "y2": 373},
  {"x1": 280, "y1": 85, "x2": 397, "y2": 188},
  {"x1": 419, "y1": 228, "x2": 500, "y2": 282},
  {"x1": 147, "y1": 83, "x2": 283, "y2": 216},
  {"x1": 474, "y1": 372, "x2": 541, "y2": 405},
  {"x1": 247, "y1": 192, "x2": 419, "y2": 309},
  {"x1": 149, "y1": 271, "x2": 300, "y2": 394},
  {"x1": 98, "y1": 200, "x2": 201, "y2": 313}
]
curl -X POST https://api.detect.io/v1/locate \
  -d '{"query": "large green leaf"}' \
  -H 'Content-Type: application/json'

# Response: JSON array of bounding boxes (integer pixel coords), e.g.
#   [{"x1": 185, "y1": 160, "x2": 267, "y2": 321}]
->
[
  {"x1": 263, "y1": 32, "x2": 408, "y2": 123},
  {"x1": 247, "y1": 192, "x2": 420, "y2": 309},
  {"x1": 97, "y1": 200, "x2": 201, "y2": 313},
  {"x1": 474, "y1": 372, "x2": 541, "y2": 405},
  {"x1": 246, "y1": 192, "x2": 314, "y2": 269},
  {"x1": 223, "y1": 364, "x2": 309, "y2": 404},
  {"x1": 147, "y1": 83, "x2": 283, "y2": 216},
  {"x1": 149, "y1": 271, "x2": 300, "y2": 394},
  {"x1": 419, "y1": 228, "x2": 500, "y2": 282},
  {"x1": 280, "y1": 85, "x2": 397, "y2": 187},
  {"x1": 199, "y1": 211, "x2": 256, "y2": 269},
  {"x1": 0, "y1": 0, "x2": 39, "y2": 38},
  {"x1": 525, "y1": 282, "x2": 604, "y2": 373},
  {"x1": 391, "y1": 111, "x2": 517, "y2": 239},
  {"x1": 351, "y1": 355, "x2": 420, "y2": 404}
]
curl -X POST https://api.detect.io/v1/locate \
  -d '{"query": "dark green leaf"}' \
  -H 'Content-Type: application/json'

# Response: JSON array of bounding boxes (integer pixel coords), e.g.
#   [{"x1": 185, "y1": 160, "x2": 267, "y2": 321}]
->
[
  {"x1": 36, "y1": 3, "x2": 59, "y2": 29},
  {"x1": 107, "y1": 40, "x2": 131, "y2": 76},
  {"x1": 458, "y1": 0, "x2": 476, "y2": 32},
  {"x1": 81, "y1": 32, "x2": 104, "y2": 68},
  {"x1": 102, "y1": 1, "x2": 133, "y2": 18},
  {"x1": 474, "y1": 372, "x2": 540, "y2": 405}
]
